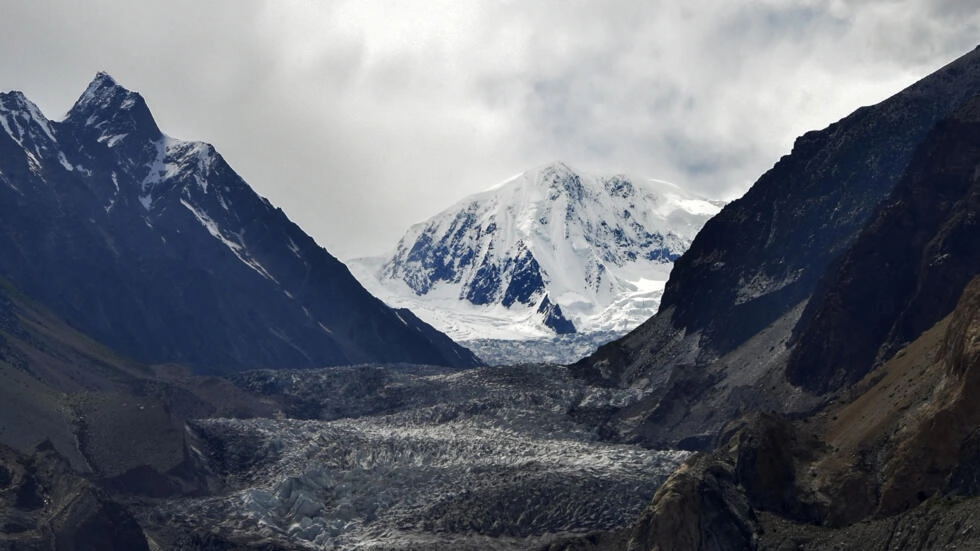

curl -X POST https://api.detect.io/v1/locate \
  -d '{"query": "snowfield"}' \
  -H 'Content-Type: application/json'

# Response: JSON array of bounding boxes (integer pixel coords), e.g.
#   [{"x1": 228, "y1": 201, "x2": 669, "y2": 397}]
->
[{"x1": 349, "y1": 162, "x2": 720, "y2": 364}]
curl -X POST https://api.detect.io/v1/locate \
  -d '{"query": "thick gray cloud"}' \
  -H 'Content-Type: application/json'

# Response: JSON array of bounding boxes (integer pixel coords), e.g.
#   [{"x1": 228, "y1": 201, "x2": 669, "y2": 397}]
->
[{"x1": 1, "y1": 1, "x2": 977, "y2": 258}]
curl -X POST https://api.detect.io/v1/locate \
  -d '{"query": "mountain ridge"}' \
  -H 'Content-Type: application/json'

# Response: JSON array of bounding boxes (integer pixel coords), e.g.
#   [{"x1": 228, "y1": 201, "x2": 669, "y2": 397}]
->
[
  {"x1": 0, "y1": 73, "x2": 481, "y2": 373},
  {"x1": 565, "y1": 45, "x2": 980, "y2": 551},
  {"x1": 571, "y1": 45, "x2": 980, "y2": 449},
  {"x1": 350, "y1": 161, "x2": 720, "y2": 357}
]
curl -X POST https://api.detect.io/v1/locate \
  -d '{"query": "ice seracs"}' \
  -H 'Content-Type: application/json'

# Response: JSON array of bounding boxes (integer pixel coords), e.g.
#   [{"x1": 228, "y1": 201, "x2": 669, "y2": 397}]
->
[
  {"x1": 157, "y1": 364, "x2": 690, "y2": 549},
  {"x1": 350, "y1": 161, "x2": 722, "y2": 363}
]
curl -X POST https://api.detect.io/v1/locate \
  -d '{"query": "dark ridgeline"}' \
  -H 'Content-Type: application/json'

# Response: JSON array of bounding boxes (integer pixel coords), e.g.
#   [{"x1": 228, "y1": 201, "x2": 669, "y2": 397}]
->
[
  {"x1": 573, "y1": 46, "x2": 980, "y2": 450},
  {"x1": 786, "y1": 93, "x2": 980, "y2": 392},
  {"x1": 577, "y1": 46, "x2": 980, "y2": 551},
  {"x1": 0, "y1": 73, "x2": 481, "y2": 373}
]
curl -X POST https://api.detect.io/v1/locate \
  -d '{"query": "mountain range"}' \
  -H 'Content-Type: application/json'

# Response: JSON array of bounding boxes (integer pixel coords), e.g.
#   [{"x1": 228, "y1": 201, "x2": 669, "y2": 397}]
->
[
  {"x1": 2, "y1": 44, "x2": 980, "y2": 550},
  {"x1": 350, "y1": 162, "x2": 720, "y2": 363},
  {"x1": 0, "y1": 72, "x2": 480, "y2": 374}
]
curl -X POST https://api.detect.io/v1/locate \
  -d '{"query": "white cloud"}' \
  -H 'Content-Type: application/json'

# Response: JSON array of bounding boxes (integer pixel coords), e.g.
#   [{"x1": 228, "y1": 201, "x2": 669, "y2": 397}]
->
[{"x1": 1, "y1": 0, "x2": 977, "y2": 258}]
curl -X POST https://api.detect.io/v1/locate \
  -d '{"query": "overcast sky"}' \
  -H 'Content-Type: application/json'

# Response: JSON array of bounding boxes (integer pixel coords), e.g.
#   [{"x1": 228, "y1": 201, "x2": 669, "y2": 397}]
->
[{"x1": 1, "y1": 1, "x2": 978, "y2": 258}]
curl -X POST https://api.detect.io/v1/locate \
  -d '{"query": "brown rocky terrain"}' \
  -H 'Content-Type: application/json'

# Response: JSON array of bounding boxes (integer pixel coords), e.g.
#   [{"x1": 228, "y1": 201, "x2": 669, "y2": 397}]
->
[{"x1": 626, "y1": 276, "x2": 980, "y2": 550}]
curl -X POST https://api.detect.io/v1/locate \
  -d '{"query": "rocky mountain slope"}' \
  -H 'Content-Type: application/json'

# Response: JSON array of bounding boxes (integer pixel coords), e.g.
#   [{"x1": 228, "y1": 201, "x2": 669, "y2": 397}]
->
[
  {"x1": 628, "y1": 275, "x2": 980, "y2": 550},
  {"x1": 599, "y1": 49, "x2": 980, "y2": 551},
  {"x1": 350, "y1": 162, "x2": 719, "y2": 363},
  {"x1": 787, "y1": 93, "x2": 980, "y2": 393},
  {"x1": 0, "y1": 73, "x2": 479, "y2": 373},
  {"x1": 572, "y1": 45, "x2": 980, "y2": 450},
  {"x1": 0, "y1": 276, "x2": 288, "y2": 547},
  {"x1": 0, "y1": 275, "x2": 279, "y2": 474}
]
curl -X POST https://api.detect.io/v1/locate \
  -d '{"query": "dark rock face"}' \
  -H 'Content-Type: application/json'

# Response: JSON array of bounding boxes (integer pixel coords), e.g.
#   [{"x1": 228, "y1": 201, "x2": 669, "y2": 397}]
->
[
  {"x1": 403, "y1": 210, "x2": 482, "y2": 296},
  {"x1": 626, "y1": 452, "x2": 757, "y2": 551},
  {"x1": 0, "y1": 73, "x2": 480, "y2": 373},
  {"x1": 571, "y1": 46, "x2": 980, "y2": 451},
  {"x1": 788, "y1": 94, "x2": 980, "y2": 393},
  {"x1": 627, "y1": 276, "x2": 980, "y2": 550},
  {"x1": 465, "y1": 257, "x2": 504, "y2": 304},
  {"x1": 0, "y1": 440, "x2": 149, "y2": 551},
  {"x1": 538, "y1": 295, "x2": 576, "y2": 334},
  {"x1": 731, "y1": 414, "x2": 825, "y2": 523},
  {"x1": 501, "y1": 243, "x2": 547, "y2": 307},
  {"x1": 582, "y1": 47, "x2": 980, "y2": 387}
]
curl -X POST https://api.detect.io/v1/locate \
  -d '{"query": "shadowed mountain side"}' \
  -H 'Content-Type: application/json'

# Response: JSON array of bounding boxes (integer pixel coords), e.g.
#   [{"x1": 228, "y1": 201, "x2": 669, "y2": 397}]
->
[
  {"x1": 0, "y1": 440, "x2": 149, "y2": 551},
  {"x1": 578, "y1": 46, "x2": 980, "y2": 387},
  {"x1": 626, "y1": 275, "x2": 980, "y2": 550},
  {"x1": 0, "y1": 278, "x2": 276, "y2": 479},
  {"x1": 0, "y1": 73, "x2": 480, "y2": 374},
  {"x1": 570, "y1": 46, "x2": 980, "y2": 450},
  {"x1": 787, "y1": 93, "x2": 980, "y2": 393}
]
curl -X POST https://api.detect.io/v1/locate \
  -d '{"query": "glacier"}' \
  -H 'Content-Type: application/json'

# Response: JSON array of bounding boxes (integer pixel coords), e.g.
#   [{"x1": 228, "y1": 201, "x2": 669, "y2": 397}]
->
[{"x1": 142, "y1": 364, "x2": 689, "y2": 549}]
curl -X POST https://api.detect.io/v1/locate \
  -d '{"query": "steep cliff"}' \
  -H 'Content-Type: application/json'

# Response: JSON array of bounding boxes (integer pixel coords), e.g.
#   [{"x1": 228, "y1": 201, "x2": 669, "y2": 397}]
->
[
  {"x1": 573, "y1": 46, "x2": 980, "y2": 450},
  {"x1": 627, "y1": 276, "x2": 980, "y2": 550}
]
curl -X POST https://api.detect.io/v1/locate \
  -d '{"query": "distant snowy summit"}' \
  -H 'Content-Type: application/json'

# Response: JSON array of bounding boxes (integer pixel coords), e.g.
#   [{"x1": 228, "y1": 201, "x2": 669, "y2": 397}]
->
[{"x1": 350, "y1": 162, "x2": 722, "y2": 360}]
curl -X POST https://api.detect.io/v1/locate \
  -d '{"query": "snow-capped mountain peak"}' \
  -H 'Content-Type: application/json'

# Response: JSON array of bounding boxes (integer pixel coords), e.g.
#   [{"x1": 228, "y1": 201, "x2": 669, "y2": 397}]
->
[
  {"x1": 350, "y1": 162, "x2": 721, "y2": 359},
  {"x1": 70, "y1": 72, "x2": 139, "y2": 118},
  {"x1": 0, "y1": 91, "x2": 64, "y2": 168},
  {"x1": 0, "y1": 73, "x2": 481, "y2": 372},
  {"x1": 66, "y1": 71, "x2": 162, "y2": 147}
]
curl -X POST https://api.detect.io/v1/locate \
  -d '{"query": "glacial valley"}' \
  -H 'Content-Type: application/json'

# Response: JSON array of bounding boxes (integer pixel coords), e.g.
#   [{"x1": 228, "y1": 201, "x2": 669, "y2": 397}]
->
[{"x1": 137, "y1": 364, "x2": 687, "y2": 549}]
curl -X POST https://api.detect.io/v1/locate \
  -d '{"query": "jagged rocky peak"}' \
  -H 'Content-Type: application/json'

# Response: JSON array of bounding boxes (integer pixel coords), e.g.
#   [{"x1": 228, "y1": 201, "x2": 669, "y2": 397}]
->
[
  {"x1": 0, "y1": 90, "x2": 61, "y2": 156},
  {"x1": 0, "y1": 89, "x2": 45, "y2": 121},
  {"x1": 0, "y1": 74, "x2": 481, "y2": 372},
  {"x1": 69, "y1": 72, "x2": 135, "y2": 118},
  {"x1": 64, "y1": 71, "x2": 162, "y2": 144}
]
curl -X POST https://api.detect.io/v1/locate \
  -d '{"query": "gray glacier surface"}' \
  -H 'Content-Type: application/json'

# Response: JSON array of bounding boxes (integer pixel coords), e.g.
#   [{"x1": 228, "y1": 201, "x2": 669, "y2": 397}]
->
[{"x1": 137, "y1": 364, "x2": 688, "y2": 550}]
